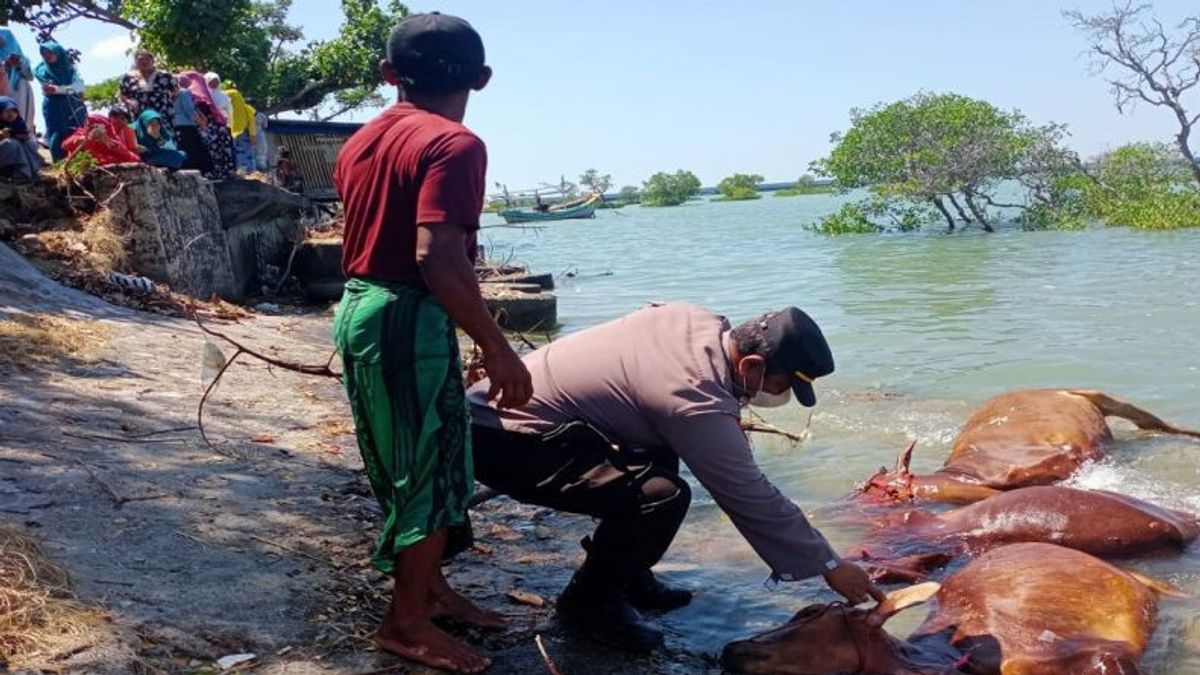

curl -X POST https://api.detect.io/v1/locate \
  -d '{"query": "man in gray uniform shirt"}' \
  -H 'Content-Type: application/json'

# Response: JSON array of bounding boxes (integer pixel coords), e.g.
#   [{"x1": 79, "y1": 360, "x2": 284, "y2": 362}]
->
[{"x1": 468, "y1": 303, "x2": 883, "y2": 652}]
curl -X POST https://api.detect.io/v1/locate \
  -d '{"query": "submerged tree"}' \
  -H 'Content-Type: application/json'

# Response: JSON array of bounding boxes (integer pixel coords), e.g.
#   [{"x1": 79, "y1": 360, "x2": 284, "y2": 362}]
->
[
  {"x1": 813, "y1": 92, "x2": 1076, "y2": 232},
  {"x1": 640, "y1": 170, "x2": 701, "y2": 207},
  {"x1": 1024, "y1": 143, "x2": 1200, "y2": 230},
  {"x1": 579, "y1": 168, "x2": 612, "y2": 195},
  {"x1": 716, "y1": 173, "x2": 763, "y2": 201},
  {"x1": 1067, "y1": 3, "x2": 1200, "y2": 187}
]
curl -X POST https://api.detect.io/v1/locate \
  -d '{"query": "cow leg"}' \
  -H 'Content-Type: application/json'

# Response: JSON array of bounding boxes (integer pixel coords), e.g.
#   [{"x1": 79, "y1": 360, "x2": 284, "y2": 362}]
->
[{"x1": 1069, "y1": 390, "x2": 1200, "y2": 439}]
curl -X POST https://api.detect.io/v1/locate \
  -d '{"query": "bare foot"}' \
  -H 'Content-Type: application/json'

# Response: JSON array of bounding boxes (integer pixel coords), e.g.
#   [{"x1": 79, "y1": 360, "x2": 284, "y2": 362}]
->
[
  {"x1": 430, "y1": 584, "x2": 508, "y2": 630},
  {"x1": 375, "y1": 617, "x2": 491, "y2": 673}
]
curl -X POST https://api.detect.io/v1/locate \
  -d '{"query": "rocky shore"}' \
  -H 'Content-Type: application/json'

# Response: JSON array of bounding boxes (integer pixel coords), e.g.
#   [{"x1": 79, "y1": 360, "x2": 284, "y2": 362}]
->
[{"x1": 0, "y1": 243, "x2": 714, "y2": 674}]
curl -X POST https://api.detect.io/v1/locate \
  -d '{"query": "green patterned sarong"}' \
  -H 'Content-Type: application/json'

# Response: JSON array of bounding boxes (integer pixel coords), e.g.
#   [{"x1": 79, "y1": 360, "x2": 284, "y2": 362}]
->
[{"x1": 333, "y1": 278, "x2": 473, "y2": 573}]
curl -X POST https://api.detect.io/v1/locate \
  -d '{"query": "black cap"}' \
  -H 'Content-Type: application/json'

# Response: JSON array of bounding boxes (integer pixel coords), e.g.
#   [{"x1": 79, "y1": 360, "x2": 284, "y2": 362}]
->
[
  {"x1": 756, "y1": 307, "x2": 835, "y2": 407},
  {"x1": 387, "y1": 12, "x2": 485, "y2": 93}
]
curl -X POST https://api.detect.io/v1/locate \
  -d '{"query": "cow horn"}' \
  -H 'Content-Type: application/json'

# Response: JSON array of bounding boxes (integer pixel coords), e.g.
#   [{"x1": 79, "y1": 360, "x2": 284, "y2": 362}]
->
[
  {"x1": 895, "y1": 439, "x2": 917, "y2": 473},
  {"x1": 867, "y1": 581, "x2": 939, "y2": 627}
]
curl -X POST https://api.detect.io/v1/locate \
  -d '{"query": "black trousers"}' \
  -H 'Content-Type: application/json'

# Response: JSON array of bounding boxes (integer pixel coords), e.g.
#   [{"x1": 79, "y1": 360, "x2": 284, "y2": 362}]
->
[
  {"x1": 471, "y1": 421, "x2": 691, "y2": 591},
  {"x1": 176, "y1": 125, "x2": 213, "y2": 175}
]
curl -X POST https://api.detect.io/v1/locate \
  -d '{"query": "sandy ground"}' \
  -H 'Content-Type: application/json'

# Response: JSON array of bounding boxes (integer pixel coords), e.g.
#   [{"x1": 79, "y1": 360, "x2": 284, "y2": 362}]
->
[{"x1": 0, "y1": 243, "x2": 718, "y2": 674}]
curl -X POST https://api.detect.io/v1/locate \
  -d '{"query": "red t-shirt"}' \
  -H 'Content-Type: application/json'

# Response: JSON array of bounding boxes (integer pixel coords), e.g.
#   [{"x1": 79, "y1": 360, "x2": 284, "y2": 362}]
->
[{"x1": 334, "y1": 103, "x2": 486, "y2": 283}]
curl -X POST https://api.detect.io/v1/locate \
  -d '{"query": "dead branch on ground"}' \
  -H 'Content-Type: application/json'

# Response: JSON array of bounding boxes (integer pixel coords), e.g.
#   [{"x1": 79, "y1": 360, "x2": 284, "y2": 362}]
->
[{"x1": 192, "y1": 312, "x2": 342, "y2": 450}]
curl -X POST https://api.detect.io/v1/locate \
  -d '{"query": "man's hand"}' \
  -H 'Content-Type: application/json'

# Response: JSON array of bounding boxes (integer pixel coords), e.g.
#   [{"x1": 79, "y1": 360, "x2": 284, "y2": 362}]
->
[
  {"x1": 483, "y1": 342, "x2": 532, "y2": 409},
  {"x1": 822, "y1": 561, "x2": 886, "y2": 606}
]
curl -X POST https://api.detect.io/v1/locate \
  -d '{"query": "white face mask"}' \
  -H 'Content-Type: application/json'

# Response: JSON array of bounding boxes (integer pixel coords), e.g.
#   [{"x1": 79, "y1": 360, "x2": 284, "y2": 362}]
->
[
  {"x1": 750, "y1": 387, "x2": 793, "y2": 408},
  {"x1": 740, "y1": 363, "x2": 793, "y2": 408}
]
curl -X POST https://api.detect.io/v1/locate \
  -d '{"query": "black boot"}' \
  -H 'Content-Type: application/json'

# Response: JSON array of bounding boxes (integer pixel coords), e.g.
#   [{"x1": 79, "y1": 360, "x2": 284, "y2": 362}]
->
[
  {"x1": 556, "y1": 569, "x2": 664, "y2": 653},
  {"x1": 627, "y1": 569, "x2": 693, "y2": 612}
]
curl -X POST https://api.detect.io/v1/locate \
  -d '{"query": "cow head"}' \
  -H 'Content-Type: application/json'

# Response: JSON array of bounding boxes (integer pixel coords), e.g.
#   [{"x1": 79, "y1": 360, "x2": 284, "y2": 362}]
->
[
  {"x1": 857, "y1": 440, "x2": 918, "y2": 503},
  {"x1": 721, "y1": 583, "x2": 940, "y2": 675}
]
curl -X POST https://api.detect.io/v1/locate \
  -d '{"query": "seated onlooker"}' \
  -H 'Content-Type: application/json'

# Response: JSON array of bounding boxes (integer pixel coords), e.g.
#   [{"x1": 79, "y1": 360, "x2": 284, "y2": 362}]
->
[
  {"x1": 0, "y1": 95, "x2": 44, "y2": 179},
  {"x1": 107, "y1": 106, "x2": 141, "y2": 154},
  {"x1": 60, "y1": 114, "x2": 141, "y2": 166},
  {"x1": 133, "y1": 109, "x2": 186, "y2": 169},
  {"x1": 275, "y1": 146, "x2": 302, "y2": 192}
]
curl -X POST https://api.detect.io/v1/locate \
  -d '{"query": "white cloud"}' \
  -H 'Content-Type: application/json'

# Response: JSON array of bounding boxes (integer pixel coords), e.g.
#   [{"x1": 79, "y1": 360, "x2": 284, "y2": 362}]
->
[{"x1": 89, "y1": 34, "x2": 134, "y2": 60}]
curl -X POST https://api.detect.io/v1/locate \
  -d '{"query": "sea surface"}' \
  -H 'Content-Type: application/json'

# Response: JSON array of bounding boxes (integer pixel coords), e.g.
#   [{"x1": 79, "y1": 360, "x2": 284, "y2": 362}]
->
[{"x1": 480, "y1": 195, "x2": 1200, "y2": 671}]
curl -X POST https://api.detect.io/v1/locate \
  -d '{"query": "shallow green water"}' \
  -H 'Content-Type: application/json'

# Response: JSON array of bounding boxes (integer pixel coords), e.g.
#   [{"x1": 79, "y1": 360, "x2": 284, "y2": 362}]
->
[{"x1": 481, "y1": 196, "x2": 1200, "y2": 670}]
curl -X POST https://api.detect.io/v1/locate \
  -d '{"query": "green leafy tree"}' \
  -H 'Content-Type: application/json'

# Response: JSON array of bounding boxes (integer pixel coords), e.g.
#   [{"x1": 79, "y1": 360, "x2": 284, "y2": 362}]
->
[
  {"x1": 617, "y1": 185, "x2": 640, "y2": 203},
  {"x1": 579, "y1": 169, "x2": 612, "y2": 195},
  {"x1": 806, "y1": 197, "x2": 928, "y2": 235},
  {"x1": 1025, "y1": 143, "x2": 1200, "y2": 230},
  {"x1": 123, "y1": 0, "x2": 253, "y2": 71},
  {"x1": 775, "y1": 173, "x2": 835, "y2": 197},
  {"x1": 814, "y1": 92, "x2": 1075, "y2": 232},
  {"x1": 641, "y1": 170, "x2": 700, "y2": 207},
  {"x1": 6, "y1": 0, "x2": 406, "y2": 119},
  {"x1": 1, "y1": 0, "x2": 136, "y2": 36},
  {"x1": 83, "y1": 75, "x2": 122, "y2": 109},
  {"x1": 716, "y1": 173, "x2": 763, "y2": 201}
]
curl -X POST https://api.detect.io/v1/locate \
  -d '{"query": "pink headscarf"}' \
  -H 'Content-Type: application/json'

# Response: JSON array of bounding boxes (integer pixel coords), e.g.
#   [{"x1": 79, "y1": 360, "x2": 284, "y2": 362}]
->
[{"x1": 177, "y1": 70, "x2": 227, "y2": 125}]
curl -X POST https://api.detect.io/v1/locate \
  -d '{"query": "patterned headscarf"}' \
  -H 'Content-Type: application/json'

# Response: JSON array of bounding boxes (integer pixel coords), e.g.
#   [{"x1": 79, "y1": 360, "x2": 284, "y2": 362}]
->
[
  {"x1": 177, "y1": 70, "x2": 227, "y2": 125},
  {"x1": 34, "y1": 41, "x2": 77, "y2": 86},
  {"x1": 0, "y1": 96, "x2": 17, "y2": 113}
]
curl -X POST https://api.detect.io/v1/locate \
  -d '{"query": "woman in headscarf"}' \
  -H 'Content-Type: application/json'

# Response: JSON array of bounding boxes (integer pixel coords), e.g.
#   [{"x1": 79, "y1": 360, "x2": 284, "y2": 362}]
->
[
  {"x1": 119, "y1": 49, "x2": 177, "y2": 132},
  {"x1": 61, "y1": 113, "x2": 142, "y2": 166},
  {"x1": 247, "y1": 97, "x2": 269, "y2": 171},
  {"x1": 107, "y1": 106, "x2": 141, "y2": 154},
  {"x1": 175, "y1": 71, "x2": 218, "y2": 174},
  {"x1": 0, "y1": 95, "x2": 44, "y2": 179},
  {"x1": 205, "y1": 72, "x2": 234, "y2": 123},
  {"x1": 34, "y1": 41, "x2": 86, "y2": 161},
  {"x1": 0, "y1": 28, "x2": 38, "y2": 137},
  {"x1": 225, "y1": 86, "x2": 256, "y2": 172},
  {"x1": 193, "y1": 100, "x2": 235, "y2": 180},
  {"x1": 132, "y1": 109, "x2": 186, "y2": 169}
]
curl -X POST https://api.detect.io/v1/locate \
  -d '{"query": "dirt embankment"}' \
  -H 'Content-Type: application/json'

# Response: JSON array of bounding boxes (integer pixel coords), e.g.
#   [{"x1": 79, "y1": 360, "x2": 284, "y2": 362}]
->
[{"x1": 0, "y1": 243, "x2": 716, "y2": 675}]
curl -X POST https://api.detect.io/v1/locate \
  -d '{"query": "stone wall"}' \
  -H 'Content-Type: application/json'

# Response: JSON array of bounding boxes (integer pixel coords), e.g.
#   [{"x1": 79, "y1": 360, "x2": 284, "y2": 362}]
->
[
  {"x1": 214, "y1": 180, "x2": 310, "y2": 298},
  {"x1": 95, "y1": 165, "x2": 239, "y2": 300},
  {"x1": 90, "y1": 167, "x2": 309, "y2": 302}
]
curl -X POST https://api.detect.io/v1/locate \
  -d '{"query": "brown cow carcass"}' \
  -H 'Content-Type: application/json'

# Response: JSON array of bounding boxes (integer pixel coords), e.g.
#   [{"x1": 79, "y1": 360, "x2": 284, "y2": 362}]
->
[
  {"x1": 852, "y1": 485, "x2": 1199, "y2": 582},
  {"x1": 722, "y1": 543, "x2": 1182, "y2": 674},
  {"x1": 859, "y1": 389, "x2": 1200, "y2": 504}
]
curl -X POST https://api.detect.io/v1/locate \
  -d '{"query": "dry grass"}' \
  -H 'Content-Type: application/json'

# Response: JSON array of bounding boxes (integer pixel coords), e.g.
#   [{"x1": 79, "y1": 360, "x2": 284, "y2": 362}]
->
[
  {"x1": 0, "y1": 313, "x2": 110, "y2": 370},
  {"x1": 0, "y1": 524, "x2": 107, "y2": 667},
  {"x1": 81, "y1": 210, "x2": 130, "y2": 274}
]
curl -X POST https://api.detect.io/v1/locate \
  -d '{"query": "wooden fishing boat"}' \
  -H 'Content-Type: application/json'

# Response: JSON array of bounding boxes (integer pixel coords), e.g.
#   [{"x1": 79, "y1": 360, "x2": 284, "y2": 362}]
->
[{"x1": 498, "y1": 193, "x2": 600, "y2": 224}]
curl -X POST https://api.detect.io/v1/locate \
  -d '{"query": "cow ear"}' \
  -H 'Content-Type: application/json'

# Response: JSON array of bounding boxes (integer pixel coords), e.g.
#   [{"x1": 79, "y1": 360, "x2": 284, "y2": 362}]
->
[{"x1": 867, "y1": 582, "x2": 939, "y2": 627}]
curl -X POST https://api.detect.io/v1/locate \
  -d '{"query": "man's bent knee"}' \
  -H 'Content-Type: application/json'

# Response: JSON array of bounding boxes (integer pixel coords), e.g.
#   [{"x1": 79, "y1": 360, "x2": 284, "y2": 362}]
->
[{"x1": 640, "y1": 474, "x2": 691, "y2": 515}]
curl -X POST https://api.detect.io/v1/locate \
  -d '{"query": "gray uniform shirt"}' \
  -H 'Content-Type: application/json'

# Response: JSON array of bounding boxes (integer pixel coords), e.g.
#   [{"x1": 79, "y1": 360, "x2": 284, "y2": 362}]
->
[{"x1": 468, "y1": 302, "x2": 839, "y2": 580}]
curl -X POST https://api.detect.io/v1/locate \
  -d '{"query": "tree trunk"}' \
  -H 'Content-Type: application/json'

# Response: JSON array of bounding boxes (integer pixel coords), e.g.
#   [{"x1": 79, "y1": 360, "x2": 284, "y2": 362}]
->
[
  {"x1": 1170, "y1": 108, "x2": 1200, "y2": 188},
  {"x1": 932, "y1": 197, "x2": 955, "y2": 231},
  {"x1": 964, "y1": 193, "x2": 994, "y2": 232},
  {"x1": 947, "y1": 193, "x2": 973, "y2": 223}
]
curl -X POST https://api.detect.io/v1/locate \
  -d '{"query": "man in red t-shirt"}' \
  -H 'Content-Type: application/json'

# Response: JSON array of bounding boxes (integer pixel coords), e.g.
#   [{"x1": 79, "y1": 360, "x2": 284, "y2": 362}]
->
[{"x1": 332, "y1": 13, "x2": 531, "y2": 674}]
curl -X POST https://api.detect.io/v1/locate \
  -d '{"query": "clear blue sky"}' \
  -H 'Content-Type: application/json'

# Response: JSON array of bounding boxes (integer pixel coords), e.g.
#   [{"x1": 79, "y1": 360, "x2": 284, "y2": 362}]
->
[{"x1": 6, "y1": 1, "x2": 1198, "y2": 189}]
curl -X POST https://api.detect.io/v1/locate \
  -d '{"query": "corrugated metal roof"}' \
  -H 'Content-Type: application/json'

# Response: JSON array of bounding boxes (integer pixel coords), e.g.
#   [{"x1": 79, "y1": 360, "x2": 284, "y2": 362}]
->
[{"x1": 265, "y1": 119, "x2": 363, "y2": 137}]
